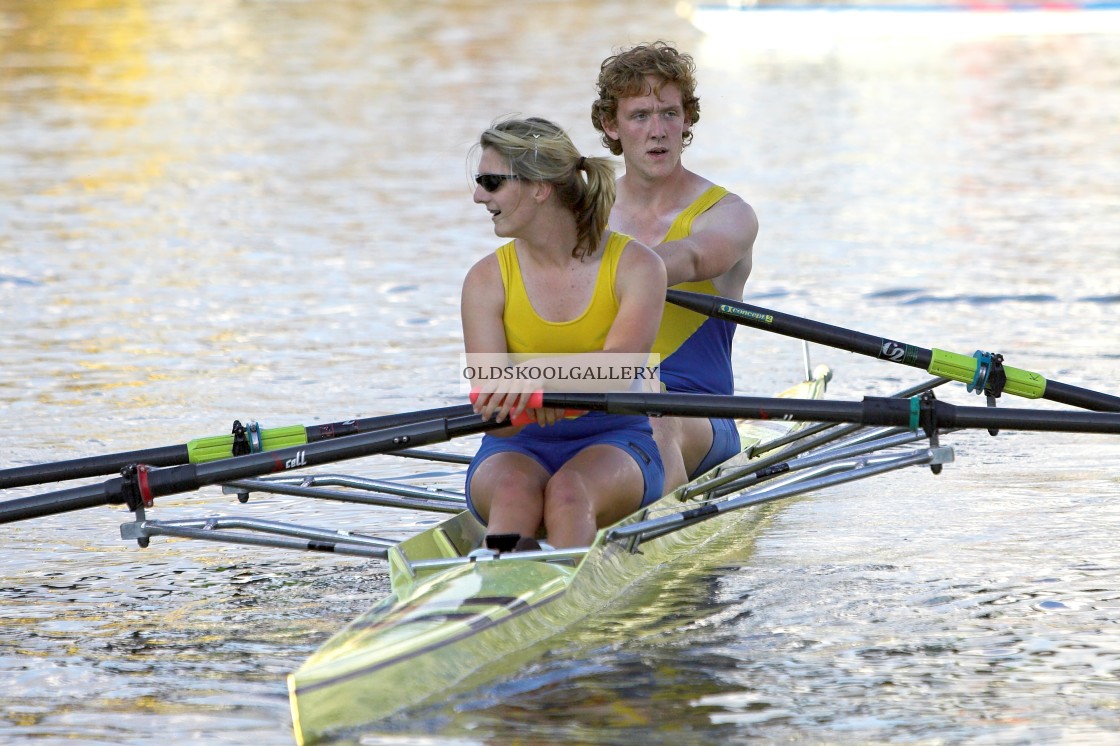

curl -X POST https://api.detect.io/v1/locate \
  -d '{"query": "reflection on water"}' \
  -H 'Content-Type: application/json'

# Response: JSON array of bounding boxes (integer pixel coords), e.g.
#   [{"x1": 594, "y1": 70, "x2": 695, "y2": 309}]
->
[{"x1": 2, "y1": 0, "x2": 1119, "y2": 744}]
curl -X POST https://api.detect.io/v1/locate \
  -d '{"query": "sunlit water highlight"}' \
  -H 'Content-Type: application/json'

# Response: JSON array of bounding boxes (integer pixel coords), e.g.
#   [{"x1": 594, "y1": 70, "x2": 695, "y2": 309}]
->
[{"x1": 1, "y1": 1, "x2": 1118, "y2": 743}]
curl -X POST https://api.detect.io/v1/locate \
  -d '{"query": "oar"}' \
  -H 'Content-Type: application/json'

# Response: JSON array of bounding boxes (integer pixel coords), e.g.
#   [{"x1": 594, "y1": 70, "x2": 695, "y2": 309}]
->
[
  {"x1": 0, "y1": 412, "x2": 497, "y2": 525},
  {"x1": 528, "y1": 391, "x2": 1120, "y2": 435},
  {"x1": 666, "y1": 289, "x2": 1120, "y2": 412},
  {"x1": 0, "y1": 404, "x2": 475, "y2": 490}
]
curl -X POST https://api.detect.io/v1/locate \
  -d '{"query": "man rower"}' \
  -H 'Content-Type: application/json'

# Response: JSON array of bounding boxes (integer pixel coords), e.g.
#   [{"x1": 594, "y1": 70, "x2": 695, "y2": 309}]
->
[{"x1": 592, "y1": 40, "x2": 758, "y2": 492}]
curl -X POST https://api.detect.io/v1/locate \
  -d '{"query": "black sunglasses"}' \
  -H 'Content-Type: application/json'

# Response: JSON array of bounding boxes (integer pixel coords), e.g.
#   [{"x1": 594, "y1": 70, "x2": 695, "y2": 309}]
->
[{"x1": 475, "y1": 173, "x2": 519, "y2": 193}]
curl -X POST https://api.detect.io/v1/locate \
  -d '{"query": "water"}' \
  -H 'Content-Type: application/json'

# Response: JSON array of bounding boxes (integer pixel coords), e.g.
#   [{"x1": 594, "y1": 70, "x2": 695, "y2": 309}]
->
[{"x1": 2, "y1": 0, "x2": 1119, "y2": 743}]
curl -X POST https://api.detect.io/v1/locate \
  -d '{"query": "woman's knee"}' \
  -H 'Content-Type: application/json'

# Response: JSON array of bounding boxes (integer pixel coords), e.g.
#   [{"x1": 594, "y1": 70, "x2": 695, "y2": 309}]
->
[
  {"x1": 542, "y1": 472, "x2": 592, "y2": 517},
  {"x1": 469, "y1": 457, "x2": 546, "y2": 517},
  {"x1": 472, "y1": 455, "x2": 544, "y2": 494},
  {"x1": 541, "y1": 466, "x2": 577, "y2": 494}
]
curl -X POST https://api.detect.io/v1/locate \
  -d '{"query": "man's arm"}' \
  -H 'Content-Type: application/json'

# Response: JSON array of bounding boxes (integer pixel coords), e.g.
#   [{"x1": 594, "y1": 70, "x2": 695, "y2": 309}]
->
[{"x1": 655, "y1": 194, "x2": 757, "y2": 289}]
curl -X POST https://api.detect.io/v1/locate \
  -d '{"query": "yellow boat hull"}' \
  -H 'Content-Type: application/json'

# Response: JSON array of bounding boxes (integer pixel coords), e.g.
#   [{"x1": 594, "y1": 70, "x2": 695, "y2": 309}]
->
[{"x1": 289, "y1": 368, "x2": 830, "y2": 744}]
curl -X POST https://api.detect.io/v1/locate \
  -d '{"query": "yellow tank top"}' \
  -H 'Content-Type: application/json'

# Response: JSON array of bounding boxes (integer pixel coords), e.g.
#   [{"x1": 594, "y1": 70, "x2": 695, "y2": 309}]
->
[
  {"x1": 497, "y1": 232, "x2": 631, "y2": 355},
  {"x1": 650, "y1": 186, "x2": 729, "y2": 360}
]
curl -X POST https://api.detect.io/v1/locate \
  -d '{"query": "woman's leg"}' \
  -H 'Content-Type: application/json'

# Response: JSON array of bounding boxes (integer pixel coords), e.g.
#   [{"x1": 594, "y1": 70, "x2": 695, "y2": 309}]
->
[
  {"x1": 542, "y1": 444, "x2": 647, "y2": 548},
  {"x1": 467, "y1": 450, "x2": 551, "y2": 539}
]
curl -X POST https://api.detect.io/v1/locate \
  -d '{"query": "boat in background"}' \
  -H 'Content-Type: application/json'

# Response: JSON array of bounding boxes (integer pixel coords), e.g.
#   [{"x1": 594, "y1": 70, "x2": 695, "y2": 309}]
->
[{"x1": 679, "y1": 1, "x2": 1120, "y2": 42}]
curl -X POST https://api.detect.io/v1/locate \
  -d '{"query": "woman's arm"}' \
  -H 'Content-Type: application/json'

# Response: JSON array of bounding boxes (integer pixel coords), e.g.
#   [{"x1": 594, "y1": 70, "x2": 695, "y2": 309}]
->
[
  {"x1": 462, "y1": 253, "x2": 507, "y2": 355},
  {"x1": 605, "y1": 237, "x2": 668, "y2": 355},
  {"x1": 461, "y1": 254, "x2": 533, "y2": 429}
]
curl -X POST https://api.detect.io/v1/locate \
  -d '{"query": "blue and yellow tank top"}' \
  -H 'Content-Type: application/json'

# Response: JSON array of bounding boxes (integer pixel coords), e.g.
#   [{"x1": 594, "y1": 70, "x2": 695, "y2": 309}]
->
[{"x1": 651, "y1": 186, "x2": 737, "y2": 395}]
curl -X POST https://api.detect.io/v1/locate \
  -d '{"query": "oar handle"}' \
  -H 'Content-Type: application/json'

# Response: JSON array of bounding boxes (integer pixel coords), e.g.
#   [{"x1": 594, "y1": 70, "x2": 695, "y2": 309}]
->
[{"x1": 468, "y1": 390, "x2": 587, "y2": 426}]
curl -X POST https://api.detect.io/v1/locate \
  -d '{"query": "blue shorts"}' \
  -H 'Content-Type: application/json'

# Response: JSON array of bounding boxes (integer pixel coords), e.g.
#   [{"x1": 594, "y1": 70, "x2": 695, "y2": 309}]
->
[
  {"x1": 464, "y1": 413, "x2": 665, "y2": 525},
  {"x1": 689, "y1": 417, "x2": 742, "y2": 479}
]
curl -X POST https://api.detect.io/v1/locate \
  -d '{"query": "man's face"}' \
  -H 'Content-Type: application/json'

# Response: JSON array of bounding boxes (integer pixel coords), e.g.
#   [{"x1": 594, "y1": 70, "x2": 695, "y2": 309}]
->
[{"x1": 605, "y1": 77, "x2": 687, "y2": 177}]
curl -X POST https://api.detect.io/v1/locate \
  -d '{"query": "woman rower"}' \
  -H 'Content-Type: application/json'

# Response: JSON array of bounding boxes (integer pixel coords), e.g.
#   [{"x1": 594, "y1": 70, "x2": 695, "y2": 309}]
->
[{"x1": 461, "y1": 116, "x2": 666, "y2": 550}]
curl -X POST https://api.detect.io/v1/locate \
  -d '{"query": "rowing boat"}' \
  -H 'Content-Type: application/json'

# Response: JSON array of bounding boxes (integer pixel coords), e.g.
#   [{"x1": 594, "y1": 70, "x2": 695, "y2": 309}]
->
[
  {"x1": 681, "y1": 1, "x2": 1120, "y2": 41},
  {"x1": 285, "y1": 363, "x2": 833, "y2": 743},
  {"x1": 4, "y1": 290, "x2": 1117, "y2": 744}
]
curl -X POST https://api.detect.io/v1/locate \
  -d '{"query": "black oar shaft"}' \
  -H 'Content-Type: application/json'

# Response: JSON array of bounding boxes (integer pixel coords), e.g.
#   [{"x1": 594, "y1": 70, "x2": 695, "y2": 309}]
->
[
  {"x1": 667, "y1": 289, "x2": 1120, "y2": 413},
  {"x1": 540, "y1": 392, "x2": 868, "y2": 423},
  {"x1": 0, "y1": 447, "x2": 189, "y2": 491},
  {"x1": 0, "y1": 404, "x2": 476, "y2": 490},
  {"x1": 0, "y1": 479, "x2": 126, "y2": 523},
  {"x1": 666, "y1": 288, "x2": 933, "y2": 368},
  {"x1": 303, "y1": 405, "x2": 475, "y2": 442},
  {"x1": 537, "y1": 392, "x2": 1120, "y2": 435},
  {"x1": 0, "y1": 414, "x2": 495, "y2": 525},
  {"x1": 934, "y1": 403, "x2": 1120, "y2": 433},
  {"x1": 1039, "y1": 380, "x2": 1120, "y2": 412}
]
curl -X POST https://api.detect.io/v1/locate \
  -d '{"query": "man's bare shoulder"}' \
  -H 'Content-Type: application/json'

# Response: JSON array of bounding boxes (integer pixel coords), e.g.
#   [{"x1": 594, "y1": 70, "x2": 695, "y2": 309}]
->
[
  {"x1": 691, "y1": 185, "x2": 757, "y2": 292},
  {"x1": 662, "y1": 171, "x2": 753, "y2": 224},
  {"x1": 707, "y1": 189, "x2": 757, "y2": 229}
]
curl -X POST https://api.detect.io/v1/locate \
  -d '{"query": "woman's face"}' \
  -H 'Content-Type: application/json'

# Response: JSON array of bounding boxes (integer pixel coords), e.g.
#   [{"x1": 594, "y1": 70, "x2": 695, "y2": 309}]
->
[{"x1": 474, "y1": 147, "x2": 528, "y2": 238}]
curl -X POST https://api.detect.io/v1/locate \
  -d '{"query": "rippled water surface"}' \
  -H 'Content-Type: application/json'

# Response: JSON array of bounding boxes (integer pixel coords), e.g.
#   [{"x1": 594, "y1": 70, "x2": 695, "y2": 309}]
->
[{"x1": 2, "y1": 1, "x2": 1119, "y2": 744}]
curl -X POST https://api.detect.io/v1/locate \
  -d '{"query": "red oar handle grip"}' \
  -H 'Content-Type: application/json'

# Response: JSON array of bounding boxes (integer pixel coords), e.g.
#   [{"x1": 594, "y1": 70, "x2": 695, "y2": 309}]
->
[{"x1": 469, "y1": 390, "x2": 586, "y2": 426}]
